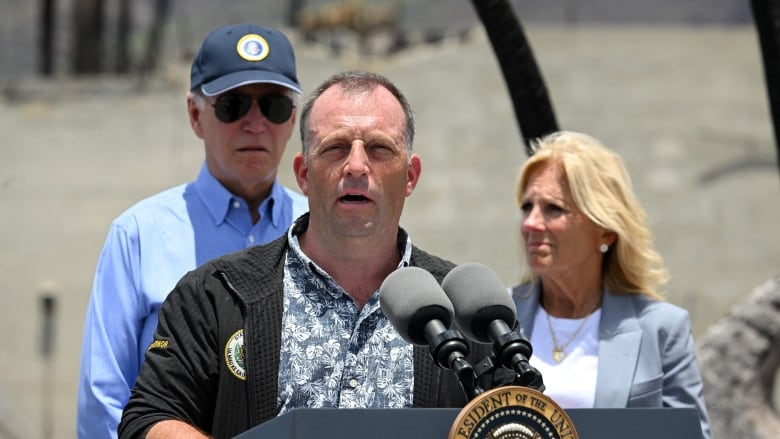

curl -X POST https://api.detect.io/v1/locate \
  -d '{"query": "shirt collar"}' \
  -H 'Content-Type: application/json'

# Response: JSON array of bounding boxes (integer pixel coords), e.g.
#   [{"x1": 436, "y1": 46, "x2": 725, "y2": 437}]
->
[
  {"x1": 287, "y1": 213, "x2": 413, "y2": 278},
  {"x1": 193, "y1": 162, "x2": 285, "y2": 226}
]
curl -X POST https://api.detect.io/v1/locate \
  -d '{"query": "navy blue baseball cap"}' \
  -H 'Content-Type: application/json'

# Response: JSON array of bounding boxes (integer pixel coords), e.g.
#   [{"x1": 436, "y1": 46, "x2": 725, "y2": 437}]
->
[{"x1": 190, "y1": 23, "x2": 301, "y2": 96}]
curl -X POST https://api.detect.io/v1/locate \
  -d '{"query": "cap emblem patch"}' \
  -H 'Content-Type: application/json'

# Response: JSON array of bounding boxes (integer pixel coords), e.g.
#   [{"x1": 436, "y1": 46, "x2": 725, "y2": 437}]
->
[{"x1": 236, "y1": 34, "x2": 270, "y2": 62}]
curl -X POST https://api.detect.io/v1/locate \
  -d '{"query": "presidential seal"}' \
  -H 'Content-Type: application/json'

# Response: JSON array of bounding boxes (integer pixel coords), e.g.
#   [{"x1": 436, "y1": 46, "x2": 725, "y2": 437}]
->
[
  {"x1": 224, "y1": 329, "x2": 246, "y2": 380},
  {"x1": 449, "y1": 386, "x2": 579, "y2": 439},
  {"x1": 236, "y1": 34, "x2": 270, "y2": 62}
]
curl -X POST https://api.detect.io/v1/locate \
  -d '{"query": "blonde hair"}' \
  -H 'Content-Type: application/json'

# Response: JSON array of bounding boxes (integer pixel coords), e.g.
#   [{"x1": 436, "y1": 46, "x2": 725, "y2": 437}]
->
[{"x1": 516, "y1": 131, "x2": 668, "y2": 300}]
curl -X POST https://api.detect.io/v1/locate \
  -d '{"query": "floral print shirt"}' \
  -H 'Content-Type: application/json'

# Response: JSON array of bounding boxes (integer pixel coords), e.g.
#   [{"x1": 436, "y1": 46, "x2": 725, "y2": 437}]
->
[{"x1": 277, "y1": 227, "x2": 414, "y2": 413}]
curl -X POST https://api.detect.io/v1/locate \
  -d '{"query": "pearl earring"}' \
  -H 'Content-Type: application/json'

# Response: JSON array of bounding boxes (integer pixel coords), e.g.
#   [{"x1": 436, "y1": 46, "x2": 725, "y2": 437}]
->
[{"x1": 599, "y1": 243, "x2": 609, "y2": 253}]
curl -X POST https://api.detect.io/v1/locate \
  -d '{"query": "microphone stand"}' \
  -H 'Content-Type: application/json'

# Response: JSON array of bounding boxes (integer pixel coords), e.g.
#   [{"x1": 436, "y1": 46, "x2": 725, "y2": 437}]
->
[
  {"x1": 476, "y1": 321, "x2": 546, "y2": 392},
  {"x1": 424, "y1": 322, "x2": 483, "y2": 400}
]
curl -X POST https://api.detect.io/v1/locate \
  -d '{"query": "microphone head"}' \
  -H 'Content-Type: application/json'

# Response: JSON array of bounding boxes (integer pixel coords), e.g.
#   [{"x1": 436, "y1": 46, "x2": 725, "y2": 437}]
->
[
  {"x1": 441, "y1": 262, "x2": 517, "y2": 343},
  {"x1": 379, "y1": 266, "x2": 454, "y2": 346}
]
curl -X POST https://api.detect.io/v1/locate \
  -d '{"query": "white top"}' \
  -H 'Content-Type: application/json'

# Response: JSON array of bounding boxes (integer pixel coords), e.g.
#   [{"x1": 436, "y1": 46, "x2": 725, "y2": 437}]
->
[{"x1": 528, "y1": 307, "x2": 601, "y2": 408}]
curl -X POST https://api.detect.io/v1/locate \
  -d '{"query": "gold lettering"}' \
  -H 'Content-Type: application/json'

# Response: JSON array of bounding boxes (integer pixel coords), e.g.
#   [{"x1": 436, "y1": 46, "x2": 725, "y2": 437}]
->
[
  {"x1": 147, "y1": 340, "x2": 168, "y2": 350},
  {"x1": 530, "y1": 396, "x2": 547, "y2": 410},
  {"x1": 489, "y1": 390, "x2": 511, "y2": 408},
  {"x1": 551, "y1": 410, "x2": 573, "y2": 437},
  {"x1": 465, "y1": 412, "x2": 476, "y2": 429}
]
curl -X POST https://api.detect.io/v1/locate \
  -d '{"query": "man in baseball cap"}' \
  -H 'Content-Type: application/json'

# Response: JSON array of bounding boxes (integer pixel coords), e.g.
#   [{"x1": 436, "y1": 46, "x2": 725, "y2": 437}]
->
[{"x1": 76, "y1": 23, "x2": 307, "y2": 439}]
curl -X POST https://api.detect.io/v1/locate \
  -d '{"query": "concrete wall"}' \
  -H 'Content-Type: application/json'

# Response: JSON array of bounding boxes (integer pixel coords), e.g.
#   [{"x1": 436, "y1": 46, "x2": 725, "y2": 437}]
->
[{"x1": 0, "y1": 23, "x2": 778, "y2": 438}]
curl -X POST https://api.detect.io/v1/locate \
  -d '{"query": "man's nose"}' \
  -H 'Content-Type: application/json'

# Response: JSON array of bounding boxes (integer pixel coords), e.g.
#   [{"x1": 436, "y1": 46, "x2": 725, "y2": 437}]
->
[
  {"x1": 344, "y1": 143, "x2": 369, "y2": 176},
  {"x1": 241, "y1": 99, "x2": 268, "y2": 131}
]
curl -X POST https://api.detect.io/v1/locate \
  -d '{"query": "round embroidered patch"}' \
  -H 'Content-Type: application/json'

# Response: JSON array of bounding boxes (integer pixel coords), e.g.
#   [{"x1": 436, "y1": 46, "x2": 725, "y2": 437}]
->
[
  {"x1": 236, "y1": 34, "x2": 270, "y2": 62},
  {"x1": 224, "y1": 329, "x2": 246, "y2": 380}
]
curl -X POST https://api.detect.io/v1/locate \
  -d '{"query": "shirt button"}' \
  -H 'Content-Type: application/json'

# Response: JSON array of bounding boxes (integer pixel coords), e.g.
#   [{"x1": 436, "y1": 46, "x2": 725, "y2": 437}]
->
[
  {"x1": 348, "y1": 378, "x2": 359, "y2": 388},
  {"x1": 248, "y1": 235, "x2": 255, "y2": 244},
  {"x1": 232, "y1": 201, "x2": 241, "y2": 209}
]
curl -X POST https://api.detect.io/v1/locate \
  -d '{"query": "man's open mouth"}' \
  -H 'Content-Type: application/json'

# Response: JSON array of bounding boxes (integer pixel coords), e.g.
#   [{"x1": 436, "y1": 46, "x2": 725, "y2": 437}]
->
[{"x1": 341, "y1": 194, "x2": 369, "y2": 203}]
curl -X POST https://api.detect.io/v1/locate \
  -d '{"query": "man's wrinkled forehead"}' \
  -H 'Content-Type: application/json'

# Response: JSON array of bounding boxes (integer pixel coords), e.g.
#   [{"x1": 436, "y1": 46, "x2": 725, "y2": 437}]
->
[{"x1": 310, "y1": 86, "x2": 404, "y2": 130}]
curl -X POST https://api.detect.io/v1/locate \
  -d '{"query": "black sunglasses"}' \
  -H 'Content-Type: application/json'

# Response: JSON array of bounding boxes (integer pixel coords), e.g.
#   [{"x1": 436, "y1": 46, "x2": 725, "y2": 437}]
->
[{"x1": 211, "y1": 93, "x2": 294, "y2": 124}]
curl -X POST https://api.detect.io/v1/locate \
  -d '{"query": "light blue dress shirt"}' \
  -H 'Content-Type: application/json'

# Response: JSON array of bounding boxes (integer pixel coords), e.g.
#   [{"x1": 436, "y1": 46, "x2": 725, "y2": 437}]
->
[{"x1": 77, "y1": 163, "x2": 308, "y2": 439}]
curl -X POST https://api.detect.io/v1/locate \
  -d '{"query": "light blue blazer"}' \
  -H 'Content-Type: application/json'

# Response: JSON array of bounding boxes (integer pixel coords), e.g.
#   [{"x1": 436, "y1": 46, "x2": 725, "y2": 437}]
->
[{"x1": 511, "y1": 283, "x2": 712, "y2": 439}]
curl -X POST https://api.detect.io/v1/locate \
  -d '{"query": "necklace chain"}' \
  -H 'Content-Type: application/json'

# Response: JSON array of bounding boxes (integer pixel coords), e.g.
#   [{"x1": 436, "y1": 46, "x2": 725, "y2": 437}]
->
[{"x1": 545, "y1": 310, "x2": 591, "y2": 363}]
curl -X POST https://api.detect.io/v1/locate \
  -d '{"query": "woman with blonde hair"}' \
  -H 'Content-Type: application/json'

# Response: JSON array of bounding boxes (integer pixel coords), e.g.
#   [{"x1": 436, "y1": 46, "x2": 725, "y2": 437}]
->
[{"x1": 511, "y1": 131, "x2": 711, "y2": 439}]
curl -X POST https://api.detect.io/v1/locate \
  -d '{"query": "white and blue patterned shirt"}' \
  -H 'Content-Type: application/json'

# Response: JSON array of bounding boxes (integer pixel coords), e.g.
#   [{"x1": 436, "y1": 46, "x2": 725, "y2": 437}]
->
[{"x1": 277, "y1": 227, "x2": 415, "y2": 412}]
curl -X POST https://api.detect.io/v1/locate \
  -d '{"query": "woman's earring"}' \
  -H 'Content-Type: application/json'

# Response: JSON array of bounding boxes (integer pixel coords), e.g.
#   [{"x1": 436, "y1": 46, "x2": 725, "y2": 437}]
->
[{"x1": 600, "y1": 243, "x2": 609, "y2": 253}]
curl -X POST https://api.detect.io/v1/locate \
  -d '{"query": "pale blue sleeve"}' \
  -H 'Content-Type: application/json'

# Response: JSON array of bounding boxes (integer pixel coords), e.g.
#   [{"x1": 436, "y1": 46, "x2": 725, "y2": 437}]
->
[{"x1": 77, "y1": 220, "x2": 146, "y2": 439}]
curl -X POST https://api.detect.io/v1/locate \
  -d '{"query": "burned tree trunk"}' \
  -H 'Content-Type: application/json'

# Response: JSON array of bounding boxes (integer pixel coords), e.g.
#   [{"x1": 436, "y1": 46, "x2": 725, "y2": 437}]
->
[
  {"x1": 698, "y1": 276, "x2": 780, "y2": 439},
  {"x1": 39, "y1": 0, "x2": 56, "y2": 75},
  {"x1": 751, "y1": 0, "x2": 780, "y2": 179},
  {"x1": 288, "y1": 0, "x2": 306, "y2": 28},
  {"x1": 71, "y1": 0, "x2": 105, "y2": 73},
  {"x1": 469, "y1": 0, "x2": 558, "y2": 155},
  {"x1": 115, "y1": 0, "x2": 132, "y2": 73},
  {"x1": 139, "y1": 0, "x2": 171, "y2": 74}
]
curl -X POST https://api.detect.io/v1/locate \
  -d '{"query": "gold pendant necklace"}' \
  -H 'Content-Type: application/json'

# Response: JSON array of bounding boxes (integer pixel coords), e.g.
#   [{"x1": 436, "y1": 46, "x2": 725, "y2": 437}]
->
[{"x1": 545, "y1": 310, "x2": 591, "y2": 363}]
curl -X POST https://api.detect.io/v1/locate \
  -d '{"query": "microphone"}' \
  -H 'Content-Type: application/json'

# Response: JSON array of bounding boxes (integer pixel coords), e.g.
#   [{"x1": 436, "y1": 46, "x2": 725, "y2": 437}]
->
[
  {"x1": 441, "y1": 262, "x2": 543, "y2": 390},
  {"x1": 379, "y1": 266, "x2": 481, "y2": 399}
]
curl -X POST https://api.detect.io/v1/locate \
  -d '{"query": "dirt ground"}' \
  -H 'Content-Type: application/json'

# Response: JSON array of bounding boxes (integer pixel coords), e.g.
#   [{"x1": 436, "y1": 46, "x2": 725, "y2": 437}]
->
[{"x1": 1, "y1": 25, "x2": 778, "y2": 438}]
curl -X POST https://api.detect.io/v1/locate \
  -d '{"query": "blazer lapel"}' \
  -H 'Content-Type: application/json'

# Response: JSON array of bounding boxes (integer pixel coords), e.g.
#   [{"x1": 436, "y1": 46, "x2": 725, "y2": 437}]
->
[{"x1": 594, "y1": 291, "x2": 642, "y2": 407}]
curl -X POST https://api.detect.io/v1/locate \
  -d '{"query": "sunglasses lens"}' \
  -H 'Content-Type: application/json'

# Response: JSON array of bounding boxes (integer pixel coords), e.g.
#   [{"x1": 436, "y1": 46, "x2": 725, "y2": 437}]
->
[
  {"x1": 259, "y1": 95, "x2": 294, "y2": 124},
  {"x1": 214, "y1": 94, "x2": 252, "y2": 123},
  {"x1": 213, "y1": 94, "x2": 293, "y2": 124}
]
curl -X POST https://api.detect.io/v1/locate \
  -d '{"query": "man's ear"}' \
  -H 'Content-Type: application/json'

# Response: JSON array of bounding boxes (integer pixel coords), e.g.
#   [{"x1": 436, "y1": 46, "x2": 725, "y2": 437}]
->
[
  {"x1": 406, "y1": 153, "x2": 422, "y2": 197},
  {"x1": 187, "y1": 94, "x2": 205, "y2": 139},
  {"x1": 293, "y1": 152, "x2": 309, "y2": 195}
]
